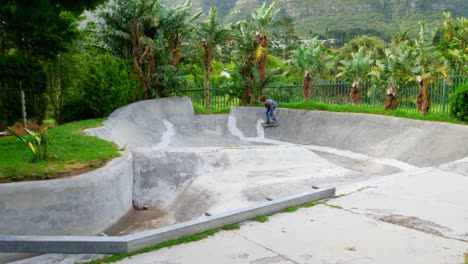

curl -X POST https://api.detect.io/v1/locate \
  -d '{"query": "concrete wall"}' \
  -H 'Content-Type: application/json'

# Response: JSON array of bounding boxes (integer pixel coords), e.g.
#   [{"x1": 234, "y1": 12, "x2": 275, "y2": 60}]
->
[
  {"x1": 0, "y1": 153, "x2": 133, "y2": 236},
  {"x1": 131, "y1": 148, "x2": 227, "y2": 208},
  {"x1": 231, "y1": 107, "x2": 468, "y2": 167}
]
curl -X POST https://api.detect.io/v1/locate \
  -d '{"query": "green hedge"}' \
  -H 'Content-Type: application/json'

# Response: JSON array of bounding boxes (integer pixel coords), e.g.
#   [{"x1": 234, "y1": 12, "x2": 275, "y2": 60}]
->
[{"x1": 449, "y1": 83, "x2": 468, "y2": 122}]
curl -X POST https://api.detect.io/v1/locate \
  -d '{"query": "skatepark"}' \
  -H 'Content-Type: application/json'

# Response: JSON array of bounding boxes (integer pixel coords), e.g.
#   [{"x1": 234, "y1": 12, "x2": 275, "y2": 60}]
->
[{"x1": 1, "y1": 97, "x2": 467, "y2": 263}]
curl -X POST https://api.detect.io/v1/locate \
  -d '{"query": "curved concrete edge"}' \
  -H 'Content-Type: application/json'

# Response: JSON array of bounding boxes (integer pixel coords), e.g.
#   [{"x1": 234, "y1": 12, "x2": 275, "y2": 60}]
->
[
  {"x1": 230, "y1": 106, "x2": 468, "y2": 167},
  {"x1": 0, "y1": 187, "x2": 335, "y2": 254},
  {"x1": 0, "y1": 152, "x2": 134, "y2": 236}
]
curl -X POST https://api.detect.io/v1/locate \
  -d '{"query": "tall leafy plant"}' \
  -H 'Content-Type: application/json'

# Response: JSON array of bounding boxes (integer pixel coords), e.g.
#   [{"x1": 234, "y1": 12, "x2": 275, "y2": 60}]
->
[
  {"x1": 438, "y1": 12, "x2": 468, "y2": 74},
  {"x1": 232, "y1": 2, "x2": 279, "y2": 104},
  {"x1": 409, "y1": 22, "x2": 449, "y2": 115},
  {"x1": 297, "y1": 37, "x2": 334, "y2": 101},
  {"x1": 7, "y1": 127, "x2": 49, "y2": 162},
  {"x1": 198, "y1": 7, "x2": 230, "y2": 109},
  {"x1": 337, "y1": 47, "x2": 374, "y2": 105},
  {"x1": 369, "y1": 41, "x2": 415, "y2": 110}
]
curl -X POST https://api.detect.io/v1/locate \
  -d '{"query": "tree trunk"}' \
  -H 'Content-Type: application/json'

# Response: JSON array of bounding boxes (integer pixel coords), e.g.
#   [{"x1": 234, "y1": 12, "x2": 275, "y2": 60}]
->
[
  {"x1": 253, "y1": 32, "x2": 269, "y2": 104},
  {"x1": 350, "y1": 80, "x2": 362, "y2": 105},
  {"x1": 385, "y1": 82, "x2": 398, "y2": 110},
  {"x1": 203, "y1": 40, "x2": 212, "y2": 109},
  {"x1": 131, "y1": 20, "x2": 156, "y2": 100},
  {"x1": 302, "y1": 70, "x2": 314, "y2": 101},
  {"x1": 416, "y1": 76, "x2": 430, "y2": 115},
  {"x1": 205, "y1": 67, "x2": 211, "y2": 109},
  {"x1": 242, "y1": 65, "x2": 254, "y2": 105}
]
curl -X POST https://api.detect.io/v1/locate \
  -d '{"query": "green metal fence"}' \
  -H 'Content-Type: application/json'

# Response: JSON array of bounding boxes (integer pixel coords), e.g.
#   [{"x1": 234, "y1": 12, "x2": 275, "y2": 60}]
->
[
  {"x1": 173, "y1": 88, "x2": 240, "y2": 109},
  {"x1": 175, "y1": 75, "x2": 466, "y2": 115}
]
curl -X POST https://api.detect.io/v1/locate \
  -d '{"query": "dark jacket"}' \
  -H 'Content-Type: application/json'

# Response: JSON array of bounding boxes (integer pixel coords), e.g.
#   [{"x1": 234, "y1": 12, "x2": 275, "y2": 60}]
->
[{"x1": 264, "y1": 99, "x2": 277, "y2": 111}]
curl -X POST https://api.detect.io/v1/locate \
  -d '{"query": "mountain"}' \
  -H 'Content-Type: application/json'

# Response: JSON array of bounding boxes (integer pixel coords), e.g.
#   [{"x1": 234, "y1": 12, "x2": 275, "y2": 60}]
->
[{"x1": 162, "y1": 0, "x2": 468, "y2": 41}]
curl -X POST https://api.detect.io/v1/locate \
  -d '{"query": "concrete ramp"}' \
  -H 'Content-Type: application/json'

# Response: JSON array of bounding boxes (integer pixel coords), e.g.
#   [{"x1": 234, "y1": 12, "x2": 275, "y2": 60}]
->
[
  {"x1": 86, "y1": 97, "x2": 468, "y2": 235},
  {"x1": 87, "y1": 97, "x2": 246, "y2": 148}
]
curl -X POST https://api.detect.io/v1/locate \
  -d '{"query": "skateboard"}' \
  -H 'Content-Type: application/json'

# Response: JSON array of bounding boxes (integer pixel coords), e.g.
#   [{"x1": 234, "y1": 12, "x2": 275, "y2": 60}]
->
[{"x1": 263, "y1": 122, "x2": 279, "y2": 128}]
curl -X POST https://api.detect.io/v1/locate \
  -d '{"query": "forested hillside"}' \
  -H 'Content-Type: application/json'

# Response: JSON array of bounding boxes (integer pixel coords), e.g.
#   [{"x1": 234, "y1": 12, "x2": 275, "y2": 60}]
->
[{"x1": 163, "y1": 0, "x2": 468, "y2": 41}]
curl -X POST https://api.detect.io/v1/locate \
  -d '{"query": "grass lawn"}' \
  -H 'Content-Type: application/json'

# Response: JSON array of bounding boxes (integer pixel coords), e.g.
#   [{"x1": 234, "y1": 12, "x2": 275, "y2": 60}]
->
[{"x1": 0, "y1": 119, "x2": 120, "y2": 182}]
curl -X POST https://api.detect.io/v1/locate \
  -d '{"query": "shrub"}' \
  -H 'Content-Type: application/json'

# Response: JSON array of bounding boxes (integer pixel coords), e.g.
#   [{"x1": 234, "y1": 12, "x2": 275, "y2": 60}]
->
[
  {"x1": 59, "y1": 95, "x2": 94, "y2": 123},
  {"x1": 7, "y1": 126, "x2": 49, "y2": 162},
  {"x1": 449, "y1": 83, "x2": 468, "y2": 122},
  {"x1": 0, "y1": 55, "x2": 47, "y2": 126},
  {"x1": 60, "y1": 52, "x2": 140, "y2": 123}
]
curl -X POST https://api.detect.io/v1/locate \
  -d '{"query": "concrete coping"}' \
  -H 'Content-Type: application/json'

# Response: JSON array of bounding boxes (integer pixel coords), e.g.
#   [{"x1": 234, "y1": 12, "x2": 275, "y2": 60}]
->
[{"x1": 0, "y1": 187, "x2": 335, "y2": 254}]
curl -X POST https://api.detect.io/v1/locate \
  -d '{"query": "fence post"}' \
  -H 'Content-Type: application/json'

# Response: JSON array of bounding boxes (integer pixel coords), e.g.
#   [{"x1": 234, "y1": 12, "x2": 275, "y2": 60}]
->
[
  {"x1": 20, "y1": 81, "x2": 27, "y2": 127},
  {"x1": 441, "y1": 79, "x2": 447, "y2": 115}
]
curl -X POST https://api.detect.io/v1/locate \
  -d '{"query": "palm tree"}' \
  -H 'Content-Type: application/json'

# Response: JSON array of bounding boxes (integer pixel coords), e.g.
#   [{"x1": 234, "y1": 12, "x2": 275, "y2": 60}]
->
[
  {"x1": 369, "y1": 41, "x2": 415, "y2": 110},
  {"x1": 337, "y1": 47, "x2": 374, "y2": 105},
  {"x1": 198, "y1": 7, "x2": 230, "y2": 109},
  {"x1": 410, "y1": 22, "x2": 449, "y2": 115},
  {"x1": 232, "y1": 21, "x2": 257, "y2": 105},
  {"x1": 439, "y1": 12, "x2": 468, "y2": 74},
  {"x1": 251, "y1": 2, "x2": 279, "y2": 94},
  {"x1": 231, "y1": 2, "x2": 279, "y2": 105},
  {"x1": 297, "y1": 37, "x2": 334, "y2": 101},
  {"x1": 99, "y1": 0, "x2": 159, "y2": 99}
]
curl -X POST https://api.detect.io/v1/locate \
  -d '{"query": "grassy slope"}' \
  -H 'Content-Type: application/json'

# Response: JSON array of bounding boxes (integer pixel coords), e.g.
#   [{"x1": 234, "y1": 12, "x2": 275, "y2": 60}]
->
[{"x1": 0, "y1": 119, "x2": 120, "y2": 181}]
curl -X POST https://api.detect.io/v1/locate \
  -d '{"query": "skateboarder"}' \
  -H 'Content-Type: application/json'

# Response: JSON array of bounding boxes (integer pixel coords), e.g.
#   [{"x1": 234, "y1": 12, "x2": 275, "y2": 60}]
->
[{"x1": 260, "y1": 95, "x2": 278, "y2": 126}]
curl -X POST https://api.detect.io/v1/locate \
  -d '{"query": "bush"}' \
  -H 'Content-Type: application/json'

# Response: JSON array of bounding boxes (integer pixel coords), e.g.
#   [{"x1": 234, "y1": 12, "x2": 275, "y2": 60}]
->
[
  {"x1": 449, "y1": 83, "x2": 468, "y2": 122},
  {"x1": 60, "y1": 95, "x2": 94, "y2": 123},
  {"x1": 60, "y1": 52, "x2": 140, "y2": 122},
  {"x1": 0, "y1": 55, "x2": 47, "y2": 126}
]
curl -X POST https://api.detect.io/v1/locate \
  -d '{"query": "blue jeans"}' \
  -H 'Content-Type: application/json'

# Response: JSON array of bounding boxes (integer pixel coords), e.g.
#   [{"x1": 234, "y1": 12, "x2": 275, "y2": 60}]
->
[{"x1": 265, "y1": 107, "x2": 278, "y2": 124}]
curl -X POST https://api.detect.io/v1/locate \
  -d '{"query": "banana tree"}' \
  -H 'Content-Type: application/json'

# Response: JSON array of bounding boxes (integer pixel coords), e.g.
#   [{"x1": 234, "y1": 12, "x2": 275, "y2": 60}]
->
[
  {"x1": 252, "y1": 2, "x2": 279, "y2": 89},
  {"x1": 439, "y1": 12, "x2": 468, "y2": 74},
  {"x1": 297, "y1": 37, "x2": 334, "y2": 101},
  {"x1": 232, "y1": 2, "x2": 279, "y2": 105},
  {"x1": 198, "y1": 7, "x2": 230, "y2": 109},
  {"x1": 231, "y1": 21, "x2": 255, "y2": 105},
  {"x1": 410, "y1": 22, "x2": 449, "y2": 115},
  {"x1": 369, "y1": 41, "x2": 415, "y2": 110},
  {"x1": 99, "y1": 0, "x2": 159, "y2": 99},
  {"x1": 337, "y1": 47, "x2": 374, "y2": 105}
]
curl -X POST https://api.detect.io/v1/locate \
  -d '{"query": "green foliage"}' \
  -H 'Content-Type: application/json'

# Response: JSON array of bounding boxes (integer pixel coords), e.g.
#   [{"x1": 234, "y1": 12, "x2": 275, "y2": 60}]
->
[
  {"x1": 6, "y1": 127, "x2": 49, "y2": 162},
  {"x1": 99, "y1": 0, "x2": 201, "y2": 98},
  {"x1": 62, "y1": 52, "x2": 140, "y2": 122},
  {"x1": 369, "y1": 41, "x2": 416, "y2": 93},
  {"x1": 60, "y1": 96, "x2": 94, "y2": 124},
  {"x1": 253, "y1": 215, "x2": 269, "y2": 223},
  {"x1": 222, "y1": 224, "x2": 241, "y2": 230},
  {"x1": 0, "y1": 55, "x2": 47, "y2": 126},
  {"x1": 449, "y1": 83, "x2": 468, "y2": 122},
  {"x1": 410, "y1": 22, "x2": 448, "y2": 83},
  {"x1": 296, "y1": 37, "x2": 335, "y2": 78},
  {"x1": 438, "y1": 12, "x2": 468, "y2": 73},
  {"x1": 337, "y1": 47, "x2": 375, "y2": 83},
  {"x1": 251, "y1": 2, "x2": 279, "y2": 33},
  {"x1": 338, "y1": 35, "x2": 387, "y2": 61},
  {"x1": 282, "y1": 206, "x2": 299, "y2": 213},
  {"x1": 0, "y1": 119, "x2": 119, "y2": 181},
  {"x1": 0, "y1": 0, "x2": 105, "y2": 59}
]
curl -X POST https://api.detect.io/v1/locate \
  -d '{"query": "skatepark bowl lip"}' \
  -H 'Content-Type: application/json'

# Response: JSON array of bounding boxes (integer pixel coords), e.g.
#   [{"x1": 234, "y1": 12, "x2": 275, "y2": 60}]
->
[{"x1": 1, "y1": 97, "x2": 468, "y2": 257}]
